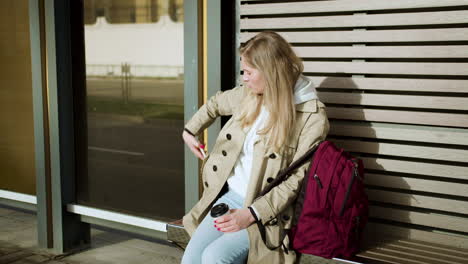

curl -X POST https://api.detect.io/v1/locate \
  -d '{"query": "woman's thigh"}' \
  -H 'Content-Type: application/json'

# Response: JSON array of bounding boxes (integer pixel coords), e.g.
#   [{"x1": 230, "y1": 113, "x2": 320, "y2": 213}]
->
[
  {"x1": 201, "y1": 229, "x2": 249, "y2": 264},
  {"x1": 181, "y1": 190, "x2": 248, "y2": 264}
]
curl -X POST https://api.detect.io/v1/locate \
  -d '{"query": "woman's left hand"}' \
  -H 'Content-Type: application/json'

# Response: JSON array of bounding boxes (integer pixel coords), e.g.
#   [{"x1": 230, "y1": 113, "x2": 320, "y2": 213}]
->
[{"x1": 214, "y1": 208, "x2": 256, "y2": 233}]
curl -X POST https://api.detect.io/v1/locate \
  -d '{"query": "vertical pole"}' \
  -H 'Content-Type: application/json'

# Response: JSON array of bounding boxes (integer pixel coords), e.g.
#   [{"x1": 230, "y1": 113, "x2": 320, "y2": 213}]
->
[
  {"x1": 184, "y1": 0, "x2": 201, "y2": 212},
  {"x1": 45, "y1": 0, "x2": 90, "y2": 253},
  {"x1": 30, "y1": 0, "x2": 53, "y2": 249},
  {"x1": 206, "y1": 0, "x2": 221, "y2": 153}
]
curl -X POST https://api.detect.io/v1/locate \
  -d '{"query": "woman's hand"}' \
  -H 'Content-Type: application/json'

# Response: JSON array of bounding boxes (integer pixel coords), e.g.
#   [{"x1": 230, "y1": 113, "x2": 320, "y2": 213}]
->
[
  {"x1": 182, "y1": 130, "x2": 205, "y2": 160},
  {"x1": 214, "y1": 208, "x2": 256, "y2": 233}
]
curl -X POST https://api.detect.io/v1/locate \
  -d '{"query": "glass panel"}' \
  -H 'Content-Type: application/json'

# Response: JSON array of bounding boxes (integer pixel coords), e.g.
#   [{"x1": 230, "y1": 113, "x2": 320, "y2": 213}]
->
[
  {"x1": 0, "y1": 0, "x2": 36, "y2": 195},
  {"x1": 78, "y1": 0, "x2": 184, "y2": 221}
]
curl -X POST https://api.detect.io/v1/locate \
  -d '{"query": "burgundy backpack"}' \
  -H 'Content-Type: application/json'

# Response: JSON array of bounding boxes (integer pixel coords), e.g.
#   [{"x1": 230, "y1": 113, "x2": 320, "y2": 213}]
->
[{"x1": 256, "y1": 141, "x2": 368, "y2": 260}]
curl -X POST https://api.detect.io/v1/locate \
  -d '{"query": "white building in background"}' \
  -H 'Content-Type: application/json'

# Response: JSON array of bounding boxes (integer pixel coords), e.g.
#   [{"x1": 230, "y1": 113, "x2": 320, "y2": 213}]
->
[{"x1": 84, "y1": 15, "x2": 184, "y2": 78}]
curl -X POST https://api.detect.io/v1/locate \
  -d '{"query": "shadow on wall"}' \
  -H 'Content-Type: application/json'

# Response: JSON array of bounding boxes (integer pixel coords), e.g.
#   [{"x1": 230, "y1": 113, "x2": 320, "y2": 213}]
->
[{"x1": 317, "y1": 76, "x2": 411, "y2": 250}]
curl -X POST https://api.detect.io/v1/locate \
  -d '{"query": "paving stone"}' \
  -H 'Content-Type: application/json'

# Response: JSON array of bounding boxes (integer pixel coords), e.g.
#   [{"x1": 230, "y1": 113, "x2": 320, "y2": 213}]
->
[
  {"x1": 10, "y1": 253, "x2": 52, "y2": 264},
  {"x1": 1, "y1": 205, "x2": 183, "y2": 264},
  {"x1": 0, "y1": 249, "x2": 34, "y2": 263}
]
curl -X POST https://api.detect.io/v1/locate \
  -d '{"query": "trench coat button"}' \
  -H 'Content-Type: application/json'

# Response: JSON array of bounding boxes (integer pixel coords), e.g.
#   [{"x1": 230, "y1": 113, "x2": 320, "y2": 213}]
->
[
  {"x1": 213, "y1": 165, "x2": 218, "y2": 172},
  {"x1": 226, "y1": 134, "x2": 232, "y2": 140},
  {"x1": 282, "y1": 215, "x2": 290, "y2": 221},
  {"x1": 267, "y1": 177, "x2": 274, "y2": 183},
  {"x1": 204, "y1": 181, "x2": 209, "y2": 188},
  {"x1": 269, "y1": 218, "x2": 278, "y2": 225},
  {"x1": 269, "y1": 153, "x2": 276, "y2": 159},
  {"x1": 222, "y1": 150, "x2": 227, "y2": 156}
]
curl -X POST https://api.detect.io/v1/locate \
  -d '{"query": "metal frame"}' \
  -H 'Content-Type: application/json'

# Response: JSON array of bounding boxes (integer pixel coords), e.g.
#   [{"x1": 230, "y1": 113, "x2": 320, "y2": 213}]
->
[
  {"x1": 206, "y1": 0, "x2": 222, "y2": 151},
  {"x1": 0, "y1": 190, "x2": 37, "y2": 212},
  {"x1": 184, "y1": 0, "x2": 203, "y2": 212},
  {"x1": 22, "y1": 0, "x2": 225, "y2": 252},
  {"x1": 29, "y1": 0, "x2": 52, "y2": 249},
  {"x1": 45, "y1": 0, "x2": 90, "y2": 253}
]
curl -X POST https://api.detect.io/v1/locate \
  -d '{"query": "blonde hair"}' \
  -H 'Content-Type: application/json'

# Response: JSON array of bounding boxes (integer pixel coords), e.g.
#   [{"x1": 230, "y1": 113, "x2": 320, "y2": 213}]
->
[{"x1": 238, "y1": 31, "x2": 303, "y2": 151}]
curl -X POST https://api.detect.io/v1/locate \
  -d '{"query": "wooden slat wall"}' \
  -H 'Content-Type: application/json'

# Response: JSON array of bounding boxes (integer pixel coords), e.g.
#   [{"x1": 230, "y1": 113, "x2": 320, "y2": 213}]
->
[{"x1": 240, "y1": 0, "x2": 468, "y2": 251}]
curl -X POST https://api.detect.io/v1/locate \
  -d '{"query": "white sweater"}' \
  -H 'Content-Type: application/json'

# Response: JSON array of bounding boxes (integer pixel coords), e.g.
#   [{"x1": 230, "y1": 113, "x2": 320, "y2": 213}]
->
[{"x1": 227, "y1": 76, "x2": 318, "y2": 215}]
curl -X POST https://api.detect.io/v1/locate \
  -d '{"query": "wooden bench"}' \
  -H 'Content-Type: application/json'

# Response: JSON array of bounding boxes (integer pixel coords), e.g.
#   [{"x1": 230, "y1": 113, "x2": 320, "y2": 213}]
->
[{"x1": 166, "y1": 220, "x2": 468, "y2": 263}]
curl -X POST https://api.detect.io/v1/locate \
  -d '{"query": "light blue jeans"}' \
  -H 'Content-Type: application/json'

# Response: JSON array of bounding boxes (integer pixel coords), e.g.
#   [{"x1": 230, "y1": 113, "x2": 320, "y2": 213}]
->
[{"x1": 181, "y1": 189, "x2": 249, "y2": 264}]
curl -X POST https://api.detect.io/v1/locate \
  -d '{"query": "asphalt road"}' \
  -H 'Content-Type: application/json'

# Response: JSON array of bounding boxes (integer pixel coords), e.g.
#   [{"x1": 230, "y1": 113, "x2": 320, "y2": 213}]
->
[{"x1": 78, "y1": 107, "x2": 186, "y2": 221}]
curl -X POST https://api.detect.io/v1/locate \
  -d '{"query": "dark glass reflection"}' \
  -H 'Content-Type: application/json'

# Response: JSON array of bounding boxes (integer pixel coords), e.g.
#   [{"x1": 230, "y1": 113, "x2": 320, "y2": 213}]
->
[{"x1": 78, "y1": 0, "x2": 184, "y2": 221}]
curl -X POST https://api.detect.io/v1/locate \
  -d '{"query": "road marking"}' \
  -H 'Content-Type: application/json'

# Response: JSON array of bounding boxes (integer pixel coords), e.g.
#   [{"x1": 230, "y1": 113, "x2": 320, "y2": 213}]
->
[{"x1": 88, "y1": 146, "x2": 144, "y2": 156}]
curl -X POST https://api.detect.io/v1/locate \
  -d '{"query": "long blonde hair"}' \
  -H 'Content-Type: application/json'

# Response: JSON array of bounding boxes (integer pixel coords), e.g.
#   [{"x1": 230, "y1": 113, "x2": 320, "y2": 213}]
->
[{"x1": 238, "y1": 31, "x2": 303, "y2": 150}]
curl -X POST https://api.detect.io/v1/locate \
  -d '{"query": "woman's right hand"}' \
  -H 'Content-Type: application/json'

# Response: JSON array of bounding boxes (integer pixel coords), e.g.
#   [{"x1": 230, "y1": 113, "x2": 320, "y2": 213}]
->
[{"x1": 182, "y1": 130, "x2": 206, "y2": 160}]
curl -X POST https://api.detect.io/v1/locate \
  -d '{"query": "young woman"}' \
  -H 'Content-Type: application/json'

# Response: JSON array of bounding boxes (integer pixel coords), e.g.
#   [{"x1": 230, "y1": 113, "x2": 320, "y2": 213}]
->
[{"x1": 181, "y1": 31, "x2": 329, "y2": 264}]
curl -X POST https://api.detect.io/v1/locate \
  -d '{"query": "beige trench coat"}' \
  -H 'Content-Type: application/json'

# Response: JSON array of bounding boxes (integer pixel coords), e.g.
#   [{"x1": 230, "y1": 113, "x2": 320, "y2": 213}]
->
[{"x1": 183, "y1": 85, "x2": 329, "y2": 264}]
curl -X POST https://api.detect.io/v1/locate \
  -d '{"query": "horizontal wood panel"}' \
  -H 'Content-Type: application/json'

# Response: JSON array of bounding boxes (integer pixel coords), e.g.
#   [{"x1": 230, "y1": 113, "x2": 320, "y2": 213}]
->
[
  {"x1": 303, "y1": 61, "x2": 468, "y2": 76},
  {"x1": 326, "y1": 107, "x2": 468, "y2": 128},
  {"x1": 310, "y1": 77, "x2": 468, "y2": 93},
  {"x1": 360, "y1": 239, "x2": 468, "y2": 261},
  {"x1": 240, "y1": 28, "x2": 468, "y2": 43},
  {"x1": 241, "y1": 0, "x2": 468, "y2": 15},
  {"x1": 332, "y1": 139, "x2": 468, "y2": 162},
  {"x1": 360, "y1": 247, "x2": 463, "y2": 264},
  {"x1": 319, "y1": 92, "x2": 468, "y2": 111},
  {"x1": 367, "y1": 189, "x2": 468, "y2": 213},
  {"x1": 365, "y1": 173, "x2": 468, "y2": 197},
  {"x1": 369, "y1": 206, "x2": 468, "y2": 233},
  {"x1": 363, "y1": 222, "x2": 468, "y2": 249},
  {"x1": 241, "y1": 10, "x2": 468, "y2": 29},
  {"x1": 390, "y1": 240, "x2": 468, "y2": 257},
  {"x1": 362, "y1": 157, "x2": 468, "y2": 180},
  {"x1": 294, "y1": 46, "x2": 468, "y2": 58},
  {"x1": 329, "y1": 121, "x2": 468, "y2": 146},
  {"x1": 358, "y1": 251, "x2": 426, "y2": 264}
]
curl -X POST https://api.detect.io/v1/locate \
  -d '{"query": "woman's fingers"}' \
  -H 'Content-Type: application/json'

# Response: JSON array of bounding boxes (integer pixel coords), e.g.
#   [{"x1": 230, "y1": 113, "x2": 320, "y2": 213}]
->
[
  {"x1": 219, "y1": 225, "x2": 238, "y2": 233},
  {"x1": 182, "y1": 131, "x2": 205, "y2": 160},
  {"x1": 215, "y1": 219, "x2": 238, "y2": 233},
  {"x1": 191, "y1": 145, "x2": 204, "y2": 160}
]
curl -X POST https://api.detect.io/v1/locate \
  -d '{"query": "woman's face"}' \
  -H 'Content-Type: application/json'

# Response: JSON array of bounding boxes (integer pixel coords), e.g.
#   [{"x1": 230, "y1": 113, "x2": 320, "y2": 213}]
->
[{"x1": 241, "y1": 56, "x2": 265, "y2": 95}]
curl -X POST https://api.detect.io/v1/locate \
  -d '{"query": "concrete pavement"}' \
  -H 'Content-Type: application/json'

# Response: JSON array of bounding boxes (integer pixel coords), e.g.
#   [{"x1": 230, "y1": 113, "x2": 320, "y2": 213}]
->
[{"x1": 0, "y1": 205, "x2": 183, "y2": 264}]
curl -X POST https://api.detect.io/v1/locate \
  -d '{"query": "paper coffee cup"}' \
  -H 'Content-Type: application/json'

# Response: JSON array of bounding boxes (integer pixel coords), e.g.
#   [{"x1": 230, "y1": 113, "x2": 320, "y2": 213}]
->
[{"x1": 210, "y1": 203, "x2": 230, "y2": 218}]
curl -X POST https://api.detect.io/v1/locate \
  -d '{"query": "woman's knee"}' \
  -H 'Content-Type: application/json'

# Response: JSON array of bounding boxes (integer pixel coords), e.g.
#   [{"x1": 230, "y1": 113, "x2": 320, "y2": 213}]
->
[
  {"x1": 201, "y1": 244, "x2": 248, "y2": 264},
  {"x1": 201, "y1": 247, "x2": 226, "y2": 264}
]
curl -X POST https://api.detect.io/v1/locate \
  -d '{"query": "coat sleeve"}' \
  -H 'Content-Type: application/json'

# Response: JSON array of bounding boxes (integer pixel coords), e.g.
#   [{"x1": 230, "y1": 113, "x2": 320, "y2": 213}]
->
[
  {"x1": 184, "y1": 86, "x2": 246, "y2": 136},
  {"x1": 251, "y1": 104, "x2": 329, "y2": 225}
]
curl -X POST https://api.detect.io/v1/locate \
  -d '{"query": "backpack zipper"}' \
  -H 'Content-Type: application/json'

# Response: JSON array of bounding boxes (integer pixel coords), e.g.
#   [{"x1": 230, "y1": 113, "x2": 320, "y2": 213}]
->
[
  {"x1": 313, "y1": 174, "x2": 323, "y2": 189},
  {"x1": 338, "y1": 166, "x2": 358, "y2": 216}
]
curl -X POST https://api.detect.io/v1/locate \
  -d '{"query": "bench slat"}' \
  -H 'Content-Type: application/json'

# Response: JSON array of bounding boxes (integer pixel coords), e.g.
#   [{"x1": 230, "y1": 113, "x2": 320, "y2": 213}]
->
[
  {"x1": 311, "y1": 77, "x2": 468, "y2": 93},
  {"x1": 392, "y1": 240, "x2": 468, "y2": 258},
  {"x1": 367, "y1": 189, "x2": 468, "y2": 213},
  {"x1": 364, "y1": 222, "x2": 468, "y2": 249},
  {"x1": 294, "y1": 46, "x2": 468, "y2": 59},
  {"x1": 362, "y1": 157, "x2": 468, "y2": 180},
  {"x1": 360, "y1": 247, "x2": 460, "y2": 264},
  {"x1": 241, "y1": 11, "x2": 468, "y2": 29},
  {"x1": 303, "y1": 61, "x2": 468, "y2": 76},
  {"x1": 240, "y1": 29, "x2": 468, "y2": 43},
  {"x1": 357, "y1": 251, "x2": 424, "y2": 264},
  {"x1": 369, "y1": 206, "x2": 468, "y2": 233},
  {"x1": 332, "y1": 139, "x2": 468, "y2": 162},
  {"x1": 319, "y1": 92, "x2": 468, "y2": 111},
  {"x1": 326, "y1": 107, "x2": 468, "y2": 128},
  {"x1": 329, "y1": 121, "x2": 468, "y2": 146},
  {"x1": 241, "y1": 0, "x2": 468, "y2": 15},
  {"x1": 365, "y1": 174, "x2": 468, "y2": 197}
]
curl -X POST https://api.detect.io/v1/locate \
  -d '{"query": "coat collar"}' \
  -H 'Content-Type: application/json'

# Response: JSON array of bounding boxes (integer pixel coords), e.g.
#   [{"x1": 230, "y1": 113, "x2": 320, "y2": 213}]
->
[{"x1": 295, "y1": 99, "x2": 317, "y2": 113}]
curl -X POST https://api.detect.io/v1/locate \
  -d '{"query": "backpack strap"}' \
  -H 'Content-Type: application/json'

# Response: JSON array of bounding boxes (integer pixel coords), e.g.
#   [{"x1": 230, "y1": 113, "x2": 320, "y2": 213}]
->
[
  {"x1": 258, "y1": 141, "x2": 322, "y2": 197},
  {"x1": 255, "y1": 141, "x2": 323, "y2": 251}
]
